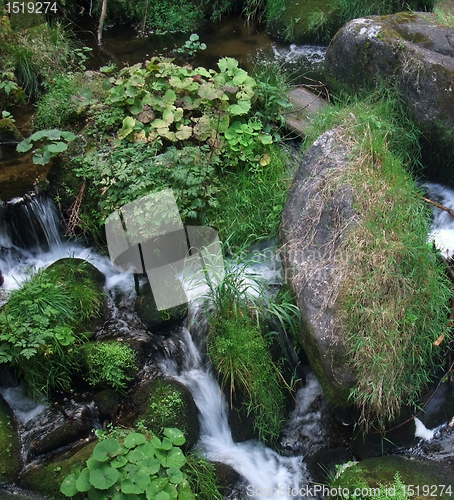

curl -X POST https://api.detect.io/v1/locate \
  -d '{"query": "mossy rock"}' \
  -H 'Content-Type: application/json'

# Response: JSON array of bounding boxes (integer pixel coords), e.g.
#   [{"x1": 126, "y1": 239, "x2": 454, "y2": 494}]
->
[
  {"x1": 19, "y1": 439, "x2": 97, "y2": 500},
  {"x1": 0, "y1": 395, "x2": 21, "y2": 483},
  {"x1": 0, "y1": 118, "x2": 23, "y2": 142},
  {"x1": 43, "y1": 258, "x2": 107, "y2": 334},
  {"x1": 331, "y1": 455, "x2": 454, "y2": 499},
  {"x1": 117, "y1": 379, "x2": 199, "y2": 450},
  {"x1": 136, "y1": 279, "x2": 188, "y2": 333}
]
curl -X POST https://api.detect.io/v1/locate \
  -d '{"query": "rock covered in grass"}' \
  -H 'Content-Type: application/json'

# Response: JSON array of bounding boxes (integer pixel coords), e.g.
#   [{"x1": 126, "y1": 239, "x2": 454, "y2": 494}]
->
[
  {"x1": 325, "y1": 12, "x2": 454, "y2": 185},
  {"x1": 280, "y1": 127, "x2": 357, "y2": 407}
]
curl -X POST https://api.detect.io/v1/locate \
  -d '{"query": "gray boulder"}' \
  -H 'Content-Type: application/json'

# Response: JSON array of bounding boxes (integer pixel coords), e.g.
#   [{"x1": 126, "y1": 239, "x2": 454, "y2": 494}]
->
[
  {"x1": 325, "y1": 12, "x2": 454, "y2": 185},
  {"x1": 279, "y1": 128, "x2": 357, "y2": 406}
]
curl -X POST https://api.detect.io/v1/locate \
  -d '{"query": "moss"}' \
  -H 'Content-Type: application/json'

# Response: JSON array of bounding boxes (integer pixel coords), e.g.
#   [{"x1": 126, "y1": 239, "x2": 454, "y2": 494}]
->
[
  {"x1": 0, "y1": 118, "x2": 23, "y2": 141},
  {"x1": 332, "y1": 455, "x2": 454, "y2": 499},
  {"x1": 118, "y1": 379, "x2": 200, "y2": 451},
  {"x1": 19, "y1": 440, "x2": 97, "y2": 500},
  {"x1": 0, "y1": 397, "x2": 20, "y2": 483}
]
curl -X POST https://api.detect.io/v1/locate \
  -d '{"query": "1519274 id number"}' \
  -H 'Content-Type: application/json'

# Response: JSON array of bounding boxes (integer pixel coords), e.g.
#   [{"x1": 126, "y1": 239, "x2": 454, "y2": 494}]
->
[
  {"x1": 402, "y1": 485, "x2": 452, "y2": 497},
  {"x1": 6, "y1": 2, "x2": 57, "y2": 13}
]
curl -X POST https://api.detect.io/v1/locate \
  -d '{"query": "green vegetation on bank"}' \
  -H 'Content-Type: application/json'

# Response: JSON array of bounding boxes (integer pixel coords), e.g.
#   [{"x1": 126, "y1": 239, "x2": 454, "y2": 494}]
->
[{"x1": 303, "y1": 87, "x2": 452, "y2": 430}]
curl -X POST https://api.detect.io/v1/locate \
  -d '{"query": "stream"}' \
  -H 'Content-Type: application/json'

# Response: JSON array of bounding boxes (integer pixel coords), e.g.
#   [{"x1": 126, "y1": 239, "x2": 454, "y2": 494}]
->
[{"x1": 0, "y1": 183, "x2": 454, "y2": 497}]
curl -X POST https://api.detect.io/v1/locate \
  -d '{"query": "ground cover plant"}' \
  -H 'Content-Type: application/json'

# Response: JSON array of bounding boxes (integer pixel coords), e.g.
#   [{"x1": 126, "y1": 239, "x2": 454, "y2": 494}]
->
[
  {"x1": 56, "y1": 54, "x2": 291, "y2": 248},
  {"x1": 302, "y1": 87, "x2": 452, "y2": 430},
  {"x1": 61, "y1": 428, "x2": 196, "y2": 500}
]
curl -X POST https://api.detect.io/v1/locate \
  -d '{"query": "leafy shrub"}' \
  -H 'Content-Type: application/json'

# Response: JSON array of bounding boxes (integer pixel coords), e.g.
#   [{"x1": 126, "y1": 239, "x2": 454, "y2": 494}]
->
[
  {"x1": 60, "y1": 429, "x2": 196, "y2": 500},
  {"x1": 85, "y1": 341, "x2": 137, "y2": 391},
  {"x1": 17, "y1": 128, "x2": 76, "y2": 165},
  {"x1": 0, "y1": 259, "x2": 104, "y2": 397},
  {"x1": 74, "y1": 142, "x2": 219, "y2": 227}
]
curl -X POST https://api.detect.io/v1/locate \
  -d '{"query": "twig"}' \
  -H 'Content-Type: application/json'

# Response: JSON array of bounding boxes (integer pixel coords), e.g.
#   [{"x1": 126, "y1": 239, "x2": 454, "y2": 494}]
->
[{"x1": 421, "y1": 196, "x2": 454, "y2": 219}]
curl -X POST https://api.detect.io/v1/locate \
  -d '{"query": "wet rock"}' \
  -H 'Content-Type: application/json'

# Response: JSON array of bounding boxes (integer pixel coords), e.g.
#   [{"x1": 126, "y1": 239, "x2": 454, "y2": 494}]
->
[
  {"x1": 19, "y1": 439, "x2": 97, "y2": 500},
  {"x1": 116, "y1": 379, "x2": 199, "y2": 451},
  {"x1": 332, "y1": 455, "x2": 454, "y2": 497},
  {"x1": 93, "y1": 388, "x2": 122, "y2": 423},
  {"x1": 279, "y1": 128, "x2": 357, "y2": 407},
  {"x1": 0, "y1": 118, "x2": 23, "y2": 143},
  {"x1": 0, "y1": 268, "x2": 3, "y2": 286},
  {"x1": 325, "y1": 12, "x2": 454, "y2": 186},
  {"x1": 135, "y1": 279, "x2": 188, "y2": 333},
  {"x1": 211, "y1": 461, "x2": 240, "y2": 494},
  {"x1": 0, "y1": 394, "x2": 21, "y2": 483}
]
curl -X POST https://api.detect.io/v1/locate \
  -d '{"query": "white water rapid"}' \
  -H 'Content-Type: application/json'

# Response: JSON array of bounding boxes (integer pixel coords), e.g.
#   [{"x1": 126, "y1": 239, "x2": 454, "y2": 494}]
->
[{"x1": 0, "y1": 193, "x2": 326, "y2": 498}]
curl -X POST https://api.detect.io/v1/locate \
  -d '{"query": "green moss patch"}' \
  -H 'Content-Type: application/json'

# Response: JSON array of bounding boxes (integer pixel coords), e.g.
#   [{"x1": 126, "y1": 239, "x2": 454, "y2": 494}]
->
[{"x1": 0, "y1": 397, "x2": 20, "y2": 483}]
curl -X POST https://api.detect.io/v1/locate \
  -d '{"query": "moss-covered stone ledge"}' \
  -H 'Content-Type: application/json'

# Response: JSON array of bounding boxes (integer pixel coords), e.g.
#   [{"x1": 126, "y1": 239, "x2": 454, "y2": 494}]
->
[{"x1": 0, "y1": 395, "x2": 21, "y2": 483}]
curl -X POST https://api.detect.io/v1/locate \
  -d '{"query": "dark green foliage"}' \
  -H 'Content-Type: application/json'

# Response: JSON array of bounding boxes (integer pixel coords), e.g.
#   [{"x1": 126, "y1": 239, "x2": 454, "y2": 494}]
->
[
  {"x1": 0, "y1": 259, "x2": 104, "y2": 398},
  {"x1": 182, "y1": 455, "x2": 223, "y2": 500},
  {"x1": 74, "y1": 142, "x2": 219, "y2": 226},
  {"x1": 61, "y1": 429, "x2": 195, "y2": 500},
  {"x1": 84, "y1": 341, "x2": 137, "y2": 391}
]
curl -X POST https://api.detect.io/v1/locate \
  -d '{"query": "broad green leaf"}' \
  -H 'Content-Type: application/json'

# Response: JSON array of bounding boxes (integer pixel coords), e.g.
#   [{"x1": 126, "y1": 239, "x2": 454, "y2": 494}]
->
[
  {"x1": 30, "y1": 129, "x2": 51, "y2": 141},
  {"x1": 228, "y1": 100, "x2": 251, "y2": 116},
  {"x1": 218, "y1": 57, "x2": 238, "y2": 75},
  {"x1": 111, "y1": 456, "x2": 128, "y2": 468},
  {"x1": 46, "y1": 142, "x2": 68, "y2": 153},
  {"x1": 123, "y1": 116, "x2": 136, "y2": 129},
  {"x1": 193, "y1": 67, "x2": 212, "y2": 77},
  {"x1": 124, "y1": 432, "x2": 147, "y2": 449},
  {"x1": 167, "y1": 467, "x2": 184, "y2": 484},
  {"x1": 126, "y1": 448, "x2": 145, "y2": 463},
  {"x1": 61, "y1": 131, "x2": 76, "y2": 141},
  {"x1": 156, "y1": 492, "x2": 170, "y2": 500},
  {"x1": 189, "y1": 34, "x2": 199, "y2": 41},
  {"x1": 151, "y1": 119, "x2": 168, "y2": 128},
  {"x1": 260, "y1": 134, "x2": 273, "y2": 145},
  {"x1": 16, "y1": 138, "x2": 32, "y2": 153},
  {"x1": 87, "y1": 457, "x2": 104, "y2": 471},
  {"x1": 175, "y1": 125, "x2": 192, "y2": 141},
  {"x1": 163, "y1": 428, "x2": 185, "y2": 446},
  {"x1": 93, "y1": 438, "x2": 123, "y2": 462},
  {"x1": 60, "y1": 473, "x2": 78, "y2": 497},
  {"x1": 75, "y1": 468, "x2": 91, "y2": 492},
  {"x1": 89, "y1": 465, "x2": 120, "y2": 490},
  {"x1": 130, "y1": 99, "x2": 143, "y2": 115},
  {"x1": 198, "y1": 83, "x2": 223, "y2": 101}
]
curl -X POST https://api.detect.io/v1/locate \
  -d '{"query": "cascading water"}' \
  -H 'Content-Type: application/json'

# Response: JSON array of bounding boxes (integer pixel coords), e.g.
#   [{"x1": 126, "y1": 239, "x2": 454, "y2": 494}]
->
[{"x1": 2, "y1": 189, "x2": 454, "y2": 497}]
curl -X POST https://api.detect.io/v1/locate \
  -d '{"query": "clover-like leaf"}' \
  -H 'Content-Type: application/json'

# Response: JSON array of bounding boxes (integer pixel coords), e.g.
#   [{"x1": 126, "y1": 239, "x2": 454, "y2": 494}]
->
[
  {"x1": 60, "y1": 473, "x2": 78, "y2": 497},
  {"x1": 93, "y1": 438, "x2": 123, "y2": 462},
  {"x1": 89, "y1": 465, "x2": 120, "y2": 490}
]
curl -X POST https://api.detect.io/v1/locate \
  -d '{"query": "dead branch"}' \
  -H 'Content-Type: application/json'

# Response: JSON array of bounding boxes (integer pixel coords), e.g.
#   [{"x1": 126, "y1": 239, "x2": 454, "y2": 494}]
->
[{"x1": 421, "y1": 196, "x2": 454, "y2": 219}]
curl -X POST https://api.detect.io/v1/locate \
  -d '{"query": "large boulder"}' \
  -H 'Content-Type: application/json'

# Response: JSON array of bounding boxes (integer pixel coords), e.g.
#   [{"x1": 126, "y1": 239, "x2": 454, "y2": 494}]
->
[
  {"x1": 325, "y1": 12, "x2": 454, "y2": 185},
  {"x1": 279, "y1": 128, "x2": 357, "y2": 406}
]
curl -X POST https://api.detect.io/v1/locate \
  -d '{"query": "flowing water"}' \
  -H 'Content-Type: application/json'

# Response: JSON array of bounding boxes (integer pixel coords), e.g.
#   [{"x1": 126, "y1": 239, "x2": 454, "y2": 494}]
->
[{"x1": 0, "y1": 193, "x2": 328, "y2": 497}]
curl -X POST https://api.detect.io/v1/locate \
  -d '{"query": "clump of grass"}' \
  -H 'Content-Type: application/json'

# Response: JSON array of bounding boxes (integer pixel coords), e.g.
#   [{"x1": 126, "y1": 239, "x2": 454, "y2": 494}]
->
[
  {"x1": 433, "y1": 6, "x2": 454, "y2": 27},
  {"x1": 303, "y1": 86, "x2": 452, "y2": 430},
  {"x1": 209, "y1": 144, "x2": 291, "y2": 250},
  {"x1": 2, "y1": 22, "x2": 87, "y2": 101},
  {"x1": 203, "y1": 254, "x2": 300, "y2": 444},
  {"x1": 208, "y1": 314, "x2": 287, "y2": 443}
]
